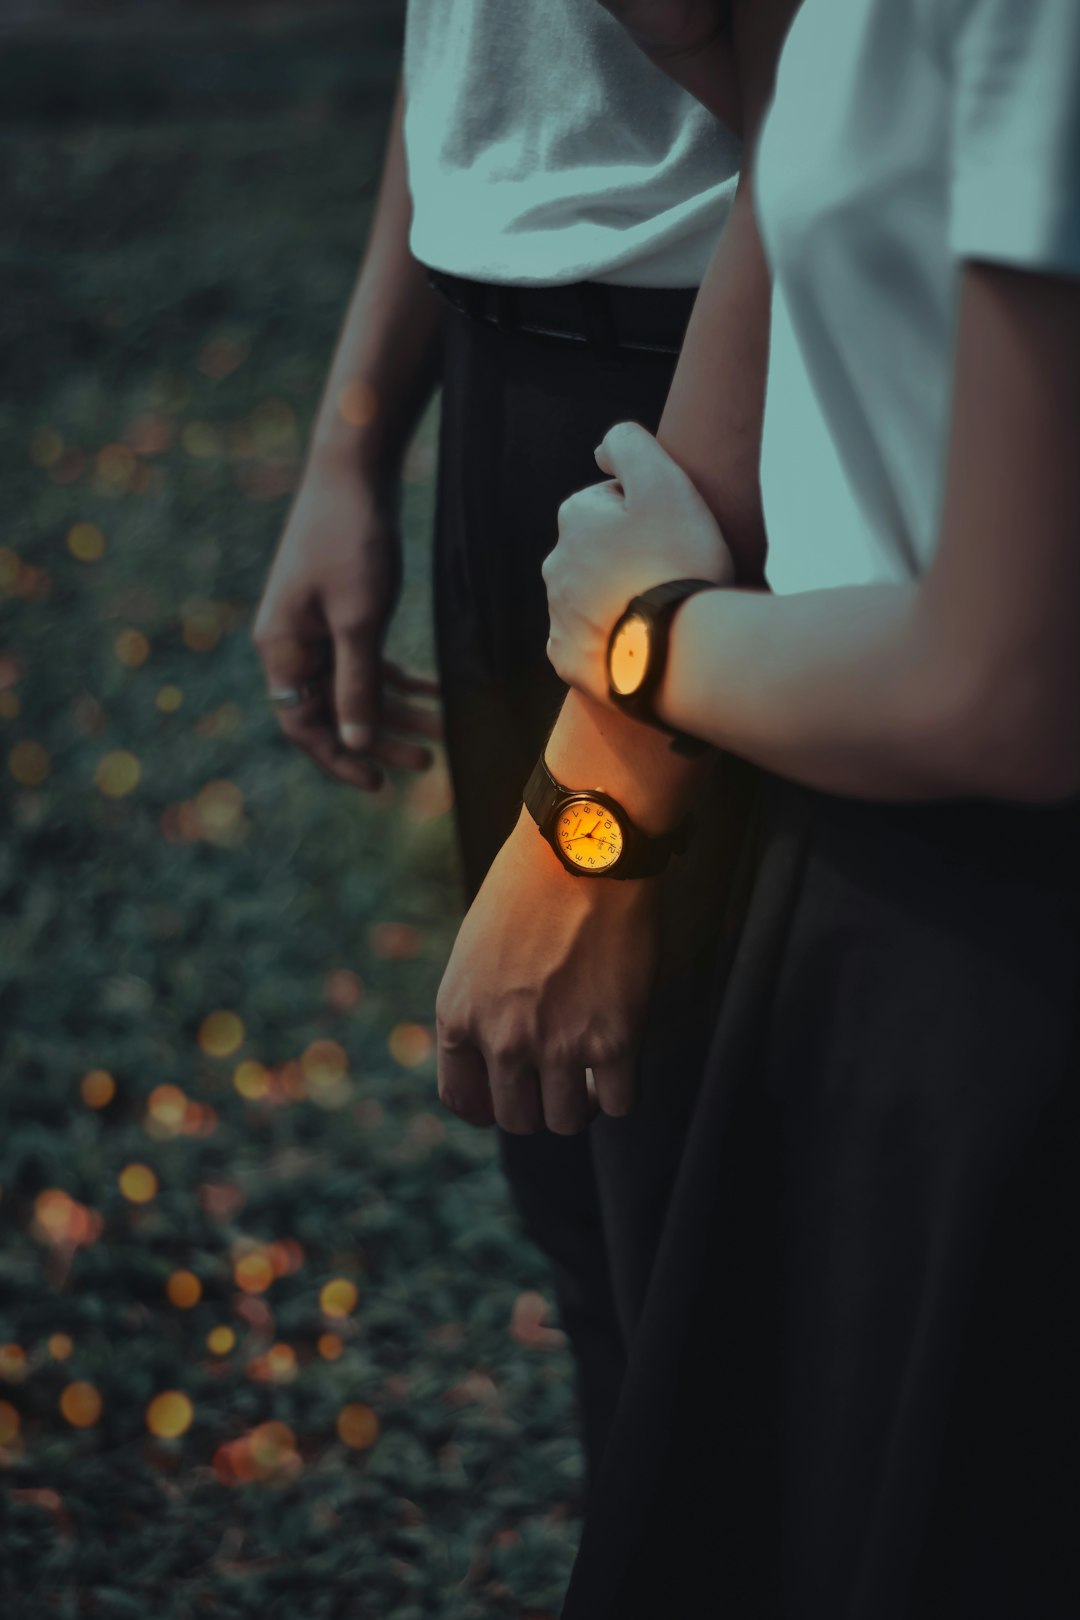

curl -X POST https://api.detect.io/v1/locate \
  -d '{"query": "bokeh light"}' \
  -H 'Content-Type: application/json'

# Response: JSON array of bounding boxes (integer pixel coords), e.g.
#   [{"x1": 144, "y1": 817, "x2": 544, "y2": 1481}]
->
[
  {"x1": 0, "y1": 1400, "x2": 20, "y2": 1445},
  {"x1": 146, "y1": 1391, "x2": 193, "y2": 1439},
  {"x1": 60, "y1": 1382, "x2": 102, "y2": 1428},
  {"x1": 9, "y1": 740, "x2": 50, "y2": 787},
  {"x1": 67, "y1": 522, "x2": 106, "y2": 562},
  {"x1": 114, "y1": 628, "x2": 150, "y2": 667},
  {"x1": 95, "y1": 749, "x2": 141, "y2": 797},
  {"x1": 80, "y1": 1068, "x2": 116, "y2": 1108},
  {"x1": 199, "y1": 1010, "x2": 244, "y2": 1058},
  {"x1": 118, "y1": 1163, "x2": 158, "y2": 1204},
  {"x1": 166, "y1": 1270, "x2": 202, "y2": 1308},
  {"x1": 206, "y1": 1326, "x2": 235, "y2": 1356},
  {"x1": 155, "y1": 684, "x2": 183, "y2": 713},
  {"x1": 336, "y1": 1403, "x2": 379, "y2": 1451},
  {"x1": 319, "y1": 1278, "x2": 358, "y2": 1319}
]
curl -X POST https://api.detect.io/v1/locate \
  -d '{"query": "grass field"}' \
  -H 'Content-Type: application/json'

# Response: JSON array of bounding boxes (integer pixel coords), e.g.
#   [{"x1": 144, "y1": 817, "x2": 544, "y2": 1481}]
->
[{"x1": 0, "y1": 8, "x2": 583, "y2": 1615}]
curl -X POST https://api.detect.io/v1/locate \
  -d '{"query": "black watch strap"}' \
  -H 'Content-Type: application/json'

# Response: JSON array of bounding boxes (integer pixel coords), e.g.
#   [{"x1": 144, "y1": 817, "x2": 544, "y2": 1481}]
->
[
  {"x1": 608, "y1": 577, "x2": 719, "y2": 758},
  {"x1": 523, "y1": 754, "x2": 692, "y2": 880}
]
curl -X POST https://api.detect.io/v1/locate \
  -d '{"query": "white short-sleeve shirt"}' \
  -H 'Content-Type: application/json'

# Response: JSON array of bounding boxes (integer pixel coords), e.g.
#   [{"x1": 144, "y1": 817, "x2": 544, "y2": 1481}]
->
[
  {"x1": 402, "y1": 0, "x2": 741, "y2": 288},
  {"x1": 755, "y1": 0, "x2": 1080, "y2": 595}
]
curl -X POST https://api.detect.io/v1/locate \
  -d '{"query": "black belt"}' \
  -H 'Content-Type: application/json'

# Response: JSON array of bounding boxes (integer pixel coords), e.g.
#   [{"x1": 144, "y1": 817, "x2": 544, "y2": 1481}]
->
[{"x1": 427, "y1": 268, "x2": 697, "y2": 359}]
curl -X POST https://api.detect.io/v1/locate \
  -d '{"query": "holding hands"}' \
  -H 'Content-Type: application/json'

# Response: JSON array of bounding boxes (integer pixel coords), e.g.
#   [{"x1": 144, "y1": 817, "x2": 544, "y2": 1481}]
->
[{"x1": 542, "y1": 421, "x2": 734, "y2": 704}]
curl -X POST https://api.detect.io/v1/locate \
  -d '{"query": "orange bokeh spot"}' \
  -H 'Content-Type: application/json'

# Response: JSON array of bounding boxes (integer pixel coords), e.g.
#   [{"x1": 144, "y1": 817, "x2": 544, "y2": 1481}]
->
[
  {"x1": 146, "y1": 1390, "x2": 193, "y2": 1439},
  {"x1": 119, "y1": 1163, "x2": 158, "y2": 1204},
  {"x1": 95, "y1": 749, "x2": 141, "y2": 798},
  {"x1": 336, "y1": 1403, "x2": 379, "y2": 1451},
  {"x1": 207, "y1": 1325, "x2": 236, "y2": 1356},
  {"x1": 166, "y1": 1270, "x2": 202, "y2": 1308},
  {"x1": 319, "y1": 1278, "x2": 358, "y2": 1319},
  {"x1": 301, "y1": 1039, "x2": 347, "y2": 1088},
  {"x1": 32, "y1": 1189, "x2": 102, "y2": 1248},
  {"x1": 199, "y1": 1010, "x2": 244, "y2": 1058},
  {"x1": 80, "y1": 1069, "x2": 116, "y2": 1108},
  {"x1": 325, "y1": 969, "x2": 364, "y2": 1012},
  {"x1": 48, "y1": 1334, "x2": 74, "y2": 1361},
  {"x1": 9, "y1": 740, "x2": 50, "y2": 787},
  {"x1": 234, "y1": 1250, "x2": 274, "y2": 1294},
  {"x1": 147, "y1": 1084, "x2": 187, "y2": 1131},
  {"x1": 0, "y1": 1344, "x2": 27, "y2": 1383},
  {"x1": 60, "y1": 1381, "x2": 102, "y2": 1428},
  {"x1": 0, "y1": 1399, "x2": 20, "y2": 1445},
  {"x1": 233, "y1": 1059, "x2": 269, "y2": 1100},
  {"x1": 317, "y1": 1333, "x2": 344, "y2": 1361},
  {"x1": 388, "y1": 1023, "x2": 434, "y2": 1068},
  {"x1": 369, "y1": 922, "x2": 422, "y2": 960}
]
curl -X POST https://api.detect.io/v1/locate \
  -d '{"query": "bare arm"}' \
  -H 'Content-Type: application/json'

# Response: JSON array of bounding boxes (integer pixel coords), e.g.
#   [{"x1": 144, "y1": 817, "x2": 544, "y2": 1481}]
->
[
  {"x1": 543, "y1": 0, "x2": 798, "y2": 833},
  {"x1": 253, "y1": 81, "x2": 446, "y2": 790},
  {"x1": 301, "y1": 80, "x2": 444, "y2": 485},
  {"x1": 652, "y1": 264, "x2": 1080, "y2": 802}
]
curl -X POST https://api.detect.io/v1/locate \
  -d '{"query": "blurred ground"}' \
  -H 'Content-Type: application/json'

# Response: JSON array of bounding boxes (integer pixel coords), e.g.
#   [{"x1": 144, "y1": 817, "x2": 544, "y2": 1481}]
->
[{"x1": 0, "y1": 7, "x2": 583, "y2": 1616}]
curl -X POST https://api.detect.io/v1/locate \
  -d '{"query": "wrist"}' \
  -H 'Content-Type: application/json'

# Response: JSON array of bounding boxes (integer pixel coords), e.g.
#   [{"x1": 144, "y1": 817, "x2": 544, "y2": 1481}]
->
[{"x1": 510, "y1": 804, "x2": 665, "y2": 900}]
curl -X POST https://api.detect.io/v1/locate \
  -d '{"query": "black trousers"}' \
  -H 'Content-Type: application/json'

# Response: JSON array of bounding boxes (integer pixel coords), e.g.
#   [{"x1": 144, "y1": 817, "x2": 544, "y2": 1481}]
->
[
  {"x1": 560, "y1": 778, "x2": 1080, "y2": 1618},
  {"x1": 429, "y1": 278, "x2": 747, "y2": 1499}
]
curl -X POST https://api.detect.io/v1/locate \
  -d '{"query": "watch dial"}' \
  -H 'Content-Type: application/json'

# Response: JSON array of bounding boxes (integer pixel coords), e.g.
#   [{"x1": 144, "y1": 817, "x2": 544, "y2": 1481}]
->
[
  {"x1": 555, "y1": 798, "x2": 625, "y2": 872},
  {"x1": 609, "y1": 612, "x2": 651, "y2": 696}
]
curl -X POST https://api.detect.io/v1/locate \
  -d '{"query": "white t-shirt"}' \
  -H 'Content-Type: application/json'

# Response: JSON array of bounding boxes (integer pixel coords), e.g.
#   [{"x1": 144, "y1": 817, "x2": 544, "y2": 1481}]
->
[
  {"x1": 755, "y1": 0, "x2": 1080, "y2": 595},
  {"x1": 402, "y1": 0, "x2": 741, "y2": 288}
]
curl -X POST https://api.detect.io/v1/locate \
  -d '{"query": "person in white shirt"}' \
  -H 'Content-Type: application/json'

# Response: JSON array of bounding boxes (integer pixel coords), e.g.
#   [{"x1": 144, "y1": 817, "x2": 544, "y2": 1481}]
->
[
  {"x1": 457, "y1": 0, "x2": 1077, "y2": 1611},
  {"x1": 253, "y1": 0, "x2": 765, "y2": 1510}
]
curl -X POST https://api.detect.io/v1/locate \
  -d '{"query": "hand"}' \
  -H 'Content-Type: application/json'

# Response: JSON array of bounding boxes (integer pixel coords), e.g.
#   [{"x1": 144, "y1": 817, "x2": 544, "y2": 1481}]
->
[
  {"x1": 542, "y1": 421, "x2": 734, "y2": 703},
  {"x1": 435, "y1": 808, "x2": 662, "y2": 1134},
  {"x1": 253, "y1": 462, "x2": 442, "y2": 791}
]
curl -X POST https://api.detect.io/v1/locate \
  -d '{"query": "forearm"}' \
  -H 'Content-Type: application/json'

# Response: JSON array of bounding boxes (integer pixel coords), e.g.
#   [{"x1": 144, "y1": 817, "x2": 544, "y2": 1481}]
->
[
  {"x1": 543, "y1": 5, "x2": 792, "y2": 828},
  {"x1": 656, "y1": 581, "x2": 1030, "y2": 802},
  {"x1": 546, "y1": 167, "x2": 771, "y2": 829},
  {"x1": 307, "y1": 80, "x2": 445, "y2": 486}
]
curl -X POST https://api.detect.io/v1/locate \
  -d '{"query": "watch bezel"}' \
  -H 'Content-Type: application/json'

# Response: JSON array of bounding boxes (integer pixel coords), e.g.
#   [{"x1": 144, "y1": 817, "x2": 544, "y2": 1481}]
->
[
  {"x1": 607, "y1": 600, "x2": 660, "y2": 710},
  {"x1": 544, "y1": 788, "x2": 630, "y2": 878}
]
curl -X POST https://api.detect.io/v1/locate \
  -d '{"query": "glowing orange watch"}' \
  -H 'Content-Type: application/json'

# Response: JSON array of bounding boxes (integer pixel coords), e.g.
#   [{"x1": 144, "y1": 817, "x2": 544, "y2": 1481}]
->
[
  {"x1": 607, "y1": 577, "x2": 720, "y2": 757},
  {"x1": 523, "y1": 754, "x2": 693, "y2": 880}
]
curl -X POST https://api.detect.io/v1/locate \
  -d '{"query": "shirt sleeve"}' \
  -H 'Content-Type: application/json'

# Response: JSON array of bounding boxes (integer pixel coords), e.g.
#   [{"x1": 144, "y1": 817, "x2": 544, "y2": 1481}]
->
[{"x1": 947, "y1": 0, "x2": 1080, "y2": 275}]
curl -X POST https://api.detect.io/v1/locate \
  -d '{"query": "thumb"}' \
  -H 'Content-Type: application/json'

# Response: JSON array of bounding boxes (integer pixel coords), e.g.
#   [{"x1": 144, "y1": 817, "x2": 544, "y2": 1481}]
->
[
  {"x1": 332, "y1": 625, "x2": 381, "y2": 751},
  {"x1": 594, "y1": 420, "x2": 677, "y2": 505}
]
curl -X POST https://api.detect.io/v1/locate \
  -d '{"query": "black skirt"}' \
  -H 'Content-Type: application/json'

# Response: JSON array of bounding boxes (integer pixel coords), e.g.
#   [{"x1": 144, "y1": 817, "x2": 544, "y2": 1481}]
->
[{"x1": 560, "y1": 773, "x2": 1080, "y2": 1620}]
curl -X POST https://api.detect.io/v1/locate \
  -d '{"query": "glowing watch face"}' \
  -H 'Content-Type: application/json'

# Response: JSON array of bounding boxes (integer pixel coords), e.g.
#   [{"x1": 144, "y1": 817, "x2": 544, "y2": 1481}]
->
[
  {"x1": 609, "y1": 611, "x2": 651, "y2": 696},
  {"x1": 555, "y1": 797, "x2": 625, "y2": 872}
]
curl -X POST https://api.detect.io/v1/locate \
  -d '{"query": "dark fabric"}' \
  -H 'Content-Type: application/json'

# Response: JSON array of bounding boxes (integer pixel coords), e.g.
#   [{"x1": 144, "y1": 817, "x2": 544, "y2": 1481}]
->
[
  {"x1": 559, "y1": 779, "x2": 1080, "y2": 1619},
  {"x1": 428, "y1": 268, "x2": 699, "y2": 354},
  {"x1": 430, "y1": 291, "x2": 744, "y2": 1499}
]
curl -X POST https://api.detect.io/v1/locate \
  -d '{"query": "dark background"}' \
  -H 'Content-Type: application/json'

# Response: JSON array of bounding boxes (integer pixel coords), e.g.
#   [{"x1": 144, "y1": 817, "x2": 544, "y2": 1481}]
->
[{"x1": 0, "y1": 4, "x2": 583, "y2": 1615}]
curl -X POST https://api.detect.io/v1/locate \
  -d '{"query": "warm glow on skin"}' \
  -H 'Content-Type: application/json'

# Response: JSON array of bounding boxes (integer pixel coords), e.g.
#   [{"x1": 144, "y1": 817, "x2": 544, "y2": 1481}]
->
[
  {"x1": 554, "y1": 798, "x2": 624, "y2": 871},
  {"x1": 609, "y1": 612, "x2": 650, "y2": 695}
]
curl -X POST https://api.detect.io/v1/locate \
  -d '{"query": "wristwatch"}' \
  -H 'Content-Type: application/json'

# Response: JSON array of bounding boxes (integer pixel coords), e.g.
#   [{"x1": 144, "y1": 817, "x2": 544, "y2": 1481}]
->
[
  {"x1": 606, "y1": 578, "x2": 722, "y2": 758},
  {"x1": 523, "y1": 753, "x2": 693, "y2": 880}
]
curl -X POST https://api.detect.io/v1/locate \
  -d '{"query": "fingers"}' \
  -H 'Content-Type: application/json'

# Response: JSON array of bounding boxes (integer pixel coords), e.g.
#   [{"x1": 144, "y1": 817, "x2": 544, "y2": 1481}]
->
[
  {"x1": 588, "y1": 1054, "x2": 638, "y2": 1119},
  {"x1": 331, "y1": 625, "x2": 381, "y2": 754},
  {"x1": 437, "y1": 1041, "x2": 496, "y2": 1129},
  {"x1": 383, "y1": 658, "x2": 441, "y2": 699},
  {"x1": 380, "y1": 694, "x2": 445, "y2": 743},
  {"x1": 276, "y1": 696, "x2": 384, "y2": 792},
  {"x1": 256, "y1": 631, "x2": 383, "y2": 791},
  {"x1": 594, "y1": 420, "x2": 674, "y2": 505},
  {"x1": 487, "y1": 1059, "x2": 545, "y2": 1135},
  {"x1": 539, "y1": 1065, "x2": 594, "y2": 1136}
]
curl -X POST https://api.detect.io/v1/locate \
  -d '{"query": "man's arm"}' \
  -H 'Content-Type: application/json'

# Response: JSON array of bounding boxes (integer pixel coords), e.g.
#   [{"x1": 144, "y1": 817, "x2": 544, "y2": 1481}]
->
[{"x1": 253, "y1": 81, "x2": 446, "y2": 792}]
